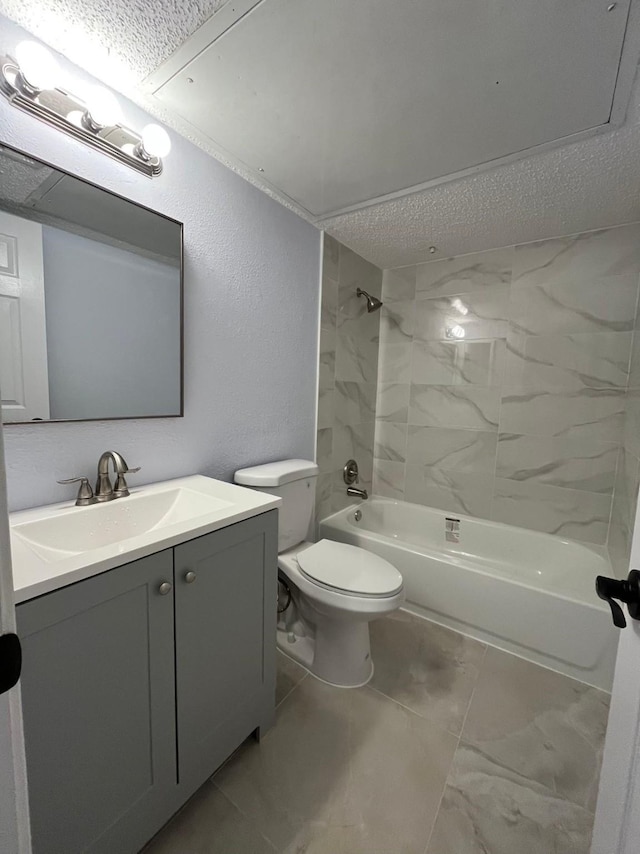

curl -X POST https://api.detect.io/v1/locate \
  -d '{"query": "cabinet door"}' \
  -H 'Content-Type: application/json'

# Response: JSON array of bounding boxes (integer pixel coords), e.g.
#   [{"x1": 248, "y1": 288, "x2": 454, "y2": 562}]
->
[
  {"x1": 17, "y1": 551, "x2": 177, "y2": 854},
  {"x1": 174, "y1": 510, "x2": 278, "y2": 796}
]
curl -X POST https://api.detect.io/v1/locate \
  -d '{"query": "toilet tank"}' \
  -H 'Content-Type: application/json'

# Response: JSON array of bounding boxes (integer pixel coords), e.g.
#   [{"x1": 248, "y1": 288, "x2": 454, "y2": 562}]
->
[{"x1": 234, "y1": 459, "x2": 319, "y2": 552}]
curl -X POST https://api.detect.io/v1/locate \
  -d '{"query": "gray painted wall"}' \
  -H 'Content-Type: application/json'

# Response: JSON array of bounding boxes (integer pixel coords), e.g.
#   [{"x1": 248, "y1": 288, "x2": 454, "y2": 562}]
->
[
  {"x1": 43, "y1": 225, "x2": 182, "y2": 421},
  {"x1": 0, "y1": 16, "x2": 320, "y2": 511}
]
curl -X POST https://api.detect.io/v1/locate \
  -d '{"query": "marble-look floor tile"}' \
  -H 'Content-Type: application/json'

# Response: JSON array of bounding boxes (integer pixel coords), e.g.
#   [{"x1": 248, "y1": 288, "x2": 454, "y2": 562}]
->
[
  {"x1": 495, "y1": 433, "x2": 617, "y2": 494},
  {"x1": 369, "y1": 611, "x2": 486, "y2": 735},
  {"x1": 406, "y1": 426, "x2": 497, "y2": 474},
  {"x1": 512, "y1": 225, "x2": 640, "y2": 289},
  {"x1": 426, "y1": 743, "x2": 595, "y2": 854},
  {"x1": 409, "y1": 385, "x2": 500, "y2": 431},
  {"x1": 499, "y1": 388, "x2": 625, "y2": 442},
  {"x1": 416, "y1": 247, "x2": 513, "y2": 297},
  {"x1": 214, "y1": 676, "x2": 457, "y2": 854},
  {"x1": 275, "y1": 651, "x2": 307, "y2": 707},
  {"x1": 462, "y1": 648, "x2": 610, "y2": 811},
  {"x1": 372, "y1": 459, "x2": 405, "y2": 499},
  {"x1": 143, "y1": 781, "x2": 277, "y2": 854},
  {"x1": 374, "y1": 420, "x2": 408, "y2": 462},
  {"x1": 414, "y1": 286, "x2": 509, "y2": 341},
  {"x1": 491, "y1": 478, "x2": 611, "y2": 544}
]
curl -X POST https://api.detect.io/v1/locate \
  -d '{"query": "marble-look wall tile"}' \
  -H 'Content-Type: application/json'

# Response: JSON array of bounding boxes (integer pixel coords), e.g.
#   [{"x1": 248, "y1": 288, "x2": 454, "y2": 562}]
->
[
  {"x1": 406, "y1": 426, "x2": 497, "y2": 474},
  {"x1": 320, "y1": 273, "x2": 338, "y2": 330},
  {"x1": 412, "y1": 339, "x2": 505, "y2": 387},
  {"x1": 409, "y1": 385, "x2": 500, "y2": 431},
  {"x1": 404, "y1": 467, "x2": 494, "y2": 518},
  {"x1": 509, "y1": 275, "x2": 637, "y2": 337},
  {"x1": 376, "y1": 383, "x2": 410, "y2": 422},
  {"x1": 377, "y1": 341, "x2": 412, "y2": 383},
  {"x1": 372, "y1": 460, "x2": 406, "y2": 499},
  {"x1": 512, "y1": 225, "x2": 640, "y2": 289},
  {"x1": 317, "y1": 236, "x2": 382, "y2": 520},
  {"x1": 505, "y1": 332, "x2": 632, "y2": 392},
  {"x1": 382, "y1": 266, "x2": 416, "y2": 302},
  {"x1": 414, "y1": 286, "x2": 510, "y2": 341},
  {"x1": 492, "y1": 479, "x2": 611, "y2": 544},
  {"x1": 316, "y1": 427, "x2": 333, "y2": 474},
  {"x1": 374, "y1": 421, "x2": 408, "y2": 462},
  {"x1": 323, "y1": 234, "x2": 340, "y2": 280},
  {"x1": 609, "y1": 447, "x2": 640, "y2": 577},
  {"x1": 333, "y1": 381, "x2": 376, "y2": 426},
  {"x1": 496, "y1": 433, "x2": 617, "y2": 494},
  {"x1": 372, "y1": 223, "x2": 640, "y2": 544},
  {"x1": 416, "y1": 247, "x2": 513, "y2": 297},
  {"x1": 500, "y1": 389, "x2": 625, "y2": 443},
  {"x1": 378, "y1": 299, "x2": 415, "y2": 345},
  {"x1": 319, "y1": 326, "x2": 336, "y2": 388}
]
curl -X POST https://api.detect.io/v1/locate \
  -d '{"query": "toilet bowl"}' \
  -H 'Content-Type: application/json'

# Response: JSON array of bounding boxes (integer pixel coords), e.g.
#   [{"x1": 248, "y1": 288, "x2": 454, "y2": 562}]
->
[
  {"x1": 234, "y1": 459, "x2": 404, "y2": 687},
  {"x1": 277, "y1": 539, "x2": 403, "y2": 686}
]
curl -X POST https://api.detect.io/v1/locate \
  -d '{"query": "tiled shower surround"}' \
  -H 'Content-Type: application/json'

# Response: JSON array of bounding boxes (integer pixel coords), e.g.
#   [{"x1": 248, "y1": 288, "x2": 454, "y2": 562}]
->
[
  {"x1": 316, "y1": 236, "x2": 382, "y2": 519},
  {"x1": 372, "y1": 223, "x2": 640, "y2": 548}
]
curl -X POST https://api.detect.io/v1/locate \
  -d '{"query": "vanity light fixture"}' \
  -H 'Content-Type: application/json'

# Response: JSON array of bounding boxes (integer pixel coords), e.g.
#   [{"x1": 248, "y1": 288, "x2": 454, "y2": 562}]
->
[{"x1": 0, "y1": 41, "x2": 171, "y2": 177}]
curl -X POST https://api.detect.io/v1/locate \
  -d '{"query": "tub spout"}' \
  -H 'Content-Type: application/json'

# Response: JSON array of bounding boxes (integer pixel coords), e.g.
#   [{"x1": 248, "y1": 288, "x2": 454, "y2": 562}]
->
[{"x1": 347, "y1": 486, "x2": 368, "y2": 499}]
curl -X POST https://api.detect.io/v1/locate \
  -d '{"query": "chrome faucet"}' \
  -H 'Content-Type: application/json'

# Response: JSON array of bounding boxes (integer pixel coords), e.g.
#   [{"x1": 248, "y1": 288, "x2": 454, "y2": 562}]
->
[
  {"x1": 95, "y1": 451, "x2": 140, "y2": 502},
  {"x1": 346, "y1": 485, "x2": 369, "y2": 499},
  {"x1": 343, "y1": 459, "x2": 368, "y2": 500}
]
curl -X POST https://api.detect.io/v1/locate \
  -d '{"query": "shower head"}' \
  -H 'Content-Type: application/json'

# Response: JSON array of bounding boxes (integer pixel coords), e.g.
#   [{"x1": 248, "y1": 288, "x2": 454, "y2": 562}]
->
[{"x1": 356, "y1": 288, "x2": 383, "y2": 313}]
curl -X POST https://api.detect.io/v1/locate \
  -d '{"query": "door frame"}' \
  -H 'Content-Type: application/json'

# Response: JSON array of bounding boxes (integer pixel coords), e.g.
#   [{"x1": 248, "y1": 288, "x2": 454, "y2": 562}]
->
[{"x1": 0, "y1": 417, "x2": 31, "y2": 854}]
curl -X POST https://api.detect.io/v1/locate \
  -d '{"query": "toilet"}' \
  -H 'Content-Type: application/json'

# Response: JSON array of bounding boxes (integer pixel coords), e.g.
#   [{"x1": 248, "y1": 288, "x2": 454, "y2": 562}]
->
[{"x1": 234, "y1": 459, "x2": 404, "y2": 687}]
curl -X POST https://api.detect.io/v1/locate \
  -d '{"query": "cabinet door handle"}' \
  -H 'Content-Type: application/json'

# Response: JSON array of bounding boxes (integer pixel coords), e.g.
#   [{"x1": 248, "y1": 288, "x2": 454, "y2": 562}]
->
[
  {"x1": 158, "y1": 581, "x2": 172, "y2": 595},
  {"x1": 184, "y1": 571, "x2": 196, "y2": 584}
]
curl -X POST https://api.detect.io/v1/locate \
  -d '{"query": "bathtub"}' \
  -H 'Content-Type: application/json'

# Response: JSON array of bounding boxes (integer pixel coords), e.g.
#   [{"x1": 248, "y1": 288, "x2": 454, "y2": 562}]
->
[{"x1": 319, "y1": 498, "x2": 619, "y2": 691}]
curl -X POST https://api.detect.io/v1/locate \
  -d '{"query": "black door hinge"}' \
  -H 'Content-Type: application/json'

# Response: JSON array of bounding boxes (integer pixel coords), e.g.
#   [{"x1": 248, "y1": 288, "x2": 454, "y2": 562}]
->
[{"x1": 0, "y1": 633, "x2": 22, "y2": 694}]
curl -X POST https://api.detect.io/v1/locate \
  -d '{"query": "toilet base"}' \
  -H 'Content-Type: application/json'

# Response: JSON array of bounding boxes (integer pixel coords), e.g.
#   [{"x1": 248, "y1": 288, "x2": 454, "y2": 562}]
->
[{"x1": 277, "y1": 618, "x2": 374, "y2": 688}]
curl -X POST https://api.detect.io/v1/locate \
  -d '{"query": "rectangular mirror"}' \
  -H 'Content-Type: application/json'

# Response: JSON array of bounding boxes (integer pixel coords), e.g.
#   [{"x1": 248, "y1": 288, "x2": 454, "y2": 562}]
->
[{"x1": 0, "y1": 143, "x2": 183, "y2": 424}]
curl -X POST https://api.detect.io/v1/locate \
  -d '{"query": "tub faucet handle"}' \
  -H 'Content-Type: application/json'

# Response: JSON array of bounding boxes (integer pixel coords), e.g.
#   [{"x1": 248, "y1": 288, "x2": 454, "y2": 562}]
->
[{"x1": 596, "y1": 570, "x2": 640, "y2": 629}]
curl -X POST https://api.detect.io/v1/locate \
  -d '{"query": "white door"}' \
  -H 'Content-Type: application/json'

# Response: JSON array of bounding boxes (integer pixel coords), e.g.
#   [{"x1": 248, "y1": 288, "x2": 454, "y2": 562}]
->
[
  {"x1": 0, "y1": 212, "x2": 49, "y2": 422},
  {"x1": 591, "y1": 499, "x2": 640, "y2": 854},
  {"x1": 0, "y1": 418, "x2": 31, "y2": 853}
]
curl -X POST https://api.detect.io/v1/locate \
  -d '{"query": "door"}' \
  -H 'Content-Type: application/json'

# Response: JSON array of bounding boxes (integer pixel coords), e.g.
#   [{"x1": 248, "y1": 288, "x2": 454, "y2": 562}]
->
[
  {"x1": 0, "y1": 211, "x2": 49, "y2": 422},
  {"x1": 16, "y1": 551, "x2": 177, "y2": 854},
  {"x1": 591, "y1": 498, "x2": 640, "y2": 854},
  {"x1": 0, "y1": 421, "x2": 31, "y2": 854},
  {"x1": 174, "y1": 511, "x2": 278, "y2": 798}
]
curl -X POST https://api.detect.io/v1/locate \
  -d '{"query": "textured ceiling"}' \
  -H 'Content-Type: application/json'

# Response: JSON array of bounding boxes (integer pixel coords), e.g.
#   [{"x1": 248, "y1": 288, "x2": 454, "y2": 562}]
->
[{"x1": 1, "y1": 0, "x2": 640, "y2": 269}]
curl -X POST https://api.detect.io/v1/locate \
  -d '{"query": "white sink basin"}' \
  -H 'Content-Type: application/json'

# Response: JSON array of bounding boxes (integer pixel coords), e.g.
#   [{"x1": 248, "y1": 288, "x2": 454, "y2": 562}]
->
[{"x1": 10, "y1": 475, "x2": 281, "y2": 603}]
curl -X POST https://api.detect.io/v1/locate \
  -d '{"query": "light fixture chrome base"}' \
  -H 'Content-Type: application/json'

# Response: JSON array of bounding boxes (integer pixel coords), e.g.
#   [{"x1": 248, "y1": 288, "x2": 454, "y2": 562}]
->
[{"x1": 0, "y1": 58, "x2": 163, "y2": 177}]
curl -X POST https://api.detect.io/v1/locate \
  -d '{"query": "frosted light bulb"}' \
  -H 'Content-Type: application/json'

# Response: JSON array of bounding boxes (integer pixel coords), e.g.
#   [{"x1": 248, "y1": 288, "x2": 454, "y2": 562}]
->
[
  {"x1": 87, "y1": 88, "x2": 122, "y2": 127},
  {"x1": 141, "y1": 124, "x2": 171, "y2": 158},
  {"x1": 15, "y1": 41, "x2": 59, "y2": 90}
]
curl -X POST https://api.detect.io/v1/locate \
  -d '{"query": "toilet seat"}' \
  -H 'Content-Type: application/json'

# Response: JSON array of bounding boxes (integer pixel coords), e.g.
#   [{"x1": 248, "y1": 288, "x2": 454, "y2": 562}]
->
[{"x1": 296, "y1": 539, "x2": 403, "y2": 598}]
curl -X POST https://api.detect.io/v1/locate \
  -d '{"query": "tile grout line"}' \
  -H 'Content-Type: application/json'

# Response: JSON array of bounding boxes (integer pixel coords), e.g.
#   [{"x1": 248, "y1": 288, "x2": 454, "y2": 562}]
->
[
  {"x1": 363, "y1": 682, "x2": 464, "y2": 740},
  {"x1": 210, "y1": 782, "x2": 280, "y2": 852}
]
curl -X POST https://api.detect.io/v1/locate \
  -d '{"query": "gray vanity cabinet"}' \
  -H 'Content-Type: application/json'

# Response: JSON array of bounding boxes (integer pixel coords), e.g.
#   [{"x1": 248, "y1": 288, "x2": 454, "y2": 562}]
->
[
  {"x1": 16, "y1": 550, "x2": 177, "y2": 854},
  {"x1": 174, "y1": 511, "x2": 278, "y2": 798},
  {"x1": 16, "y1": 510, "x2": 278, "y2": 854}
]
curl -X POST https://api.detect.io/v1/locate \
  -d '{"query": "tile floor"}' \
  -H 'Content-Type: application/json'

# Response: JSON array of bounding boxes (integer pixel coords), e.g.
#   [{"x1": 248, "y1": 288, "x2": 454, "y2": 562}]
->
[{"x1": 145, "y1": 610, "x2": 610, "y2": 854}]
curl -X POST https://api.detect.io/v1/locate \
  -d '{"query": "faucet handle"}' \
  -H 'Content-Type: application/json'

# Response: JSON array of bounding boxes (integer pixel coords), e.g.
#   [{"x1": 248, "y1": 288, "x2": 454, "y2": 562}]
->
[
  {"x1": 57, "y1": 477, "x2": 96, "y2": 507},
  {"x1": 113, "y1": 465, "x2": 141, "y2": 498}
]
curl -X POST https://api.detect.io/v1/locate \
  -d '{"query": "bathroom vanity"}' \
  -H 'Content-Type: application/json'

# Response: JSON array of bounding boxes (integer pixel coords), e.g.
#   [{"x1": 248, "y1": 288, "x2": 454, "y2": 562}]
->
[{"x1": 9, "y1": 476, "x2": 279, "y2": 854}]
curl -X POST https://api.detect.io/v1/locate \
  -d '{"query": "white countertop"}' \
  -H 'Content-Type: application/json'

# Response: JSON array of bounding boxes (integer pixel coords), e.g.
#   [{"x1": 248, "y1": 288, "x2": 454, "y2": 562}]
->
[{"x1": 10, "y1": 475, "x2": 280, "y2": 603}]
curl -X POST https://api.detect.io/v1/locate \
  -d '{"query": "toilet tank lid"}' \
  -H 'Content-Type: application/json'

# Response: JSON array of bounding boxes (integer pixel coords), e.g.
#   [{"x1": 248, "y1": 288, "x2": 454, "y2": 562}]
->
[{"x1": 234, "y1": 459, "x2": 319, "y2": 486}]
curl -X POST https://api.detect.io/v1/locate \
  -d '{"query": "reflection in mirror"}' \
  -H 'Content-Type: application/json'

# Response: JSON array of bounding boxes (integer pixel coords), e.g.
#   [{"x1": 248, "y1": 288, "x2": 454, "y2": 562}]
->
[{"x1": 0, "y1": 143, "x2": 183, "y2": 424}]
